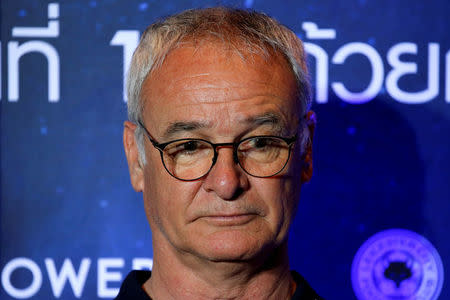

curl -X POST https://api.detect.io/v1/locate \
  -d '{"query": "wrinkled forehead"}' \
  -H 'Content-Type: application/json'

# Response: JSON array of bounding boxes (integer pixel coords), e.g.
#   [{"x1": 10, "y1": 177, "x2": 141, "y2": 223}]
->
[
  {"x1": 141, "y1": 38, "x2": 300, "y2": 110},
  {"x1": 138, "y1": 40, "x2": 302, "y2": 139}
]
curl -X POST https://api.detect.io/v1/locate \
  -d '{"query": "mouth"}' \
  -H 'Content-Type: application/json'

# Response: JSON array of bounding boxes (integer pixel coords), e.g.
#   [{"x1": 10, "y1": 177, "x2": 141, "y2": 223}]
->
[{"x1": 198, "y1": 213, "x2": 258, "y2": 226}]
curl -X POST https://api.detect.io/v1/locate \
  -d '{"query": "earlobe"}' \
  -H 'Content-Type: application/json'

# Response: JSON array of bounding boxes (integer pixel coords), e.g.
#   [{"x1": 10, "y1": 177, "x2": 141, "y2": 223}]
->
[
  {"x1": 301, "y1": 111, "x2": 316, "y2": 183},
  {"x1": 123, "y1": 121, "x2": 145, "y2": 192}
]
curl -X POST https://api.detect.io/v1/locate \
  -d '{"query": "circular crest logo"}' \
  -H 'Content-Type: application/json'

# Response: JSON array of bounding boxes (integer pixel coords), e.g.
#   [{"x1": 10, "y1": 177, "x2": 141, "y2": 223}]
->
[{"x1": 351, "y1": 229, "x2": 444, "y2": 300}]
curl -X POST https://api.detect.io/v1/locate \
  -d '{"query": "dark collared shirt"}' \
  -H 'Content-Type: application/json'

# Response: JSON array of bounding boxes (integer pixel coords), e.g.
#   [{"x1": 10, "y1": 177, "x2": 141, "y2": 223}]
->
[{"x1": 115, "y1": 270, "x2": 323, "y2": 299}]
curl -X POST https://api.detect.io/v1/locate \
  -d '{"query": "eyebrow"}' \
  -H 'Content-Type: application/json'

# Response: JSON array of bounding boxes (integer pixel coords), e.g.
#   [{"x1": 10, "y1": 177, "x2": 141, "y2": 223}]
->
[
  {"x1": 245, "y1": 112, "x2": 285, "y2": 133},
  {"x1": 163, "y1": 121, "x2": 210, "y2": 139},
  {"x1": 161, "y1": 112, "x2": 286, "y2": 139}
]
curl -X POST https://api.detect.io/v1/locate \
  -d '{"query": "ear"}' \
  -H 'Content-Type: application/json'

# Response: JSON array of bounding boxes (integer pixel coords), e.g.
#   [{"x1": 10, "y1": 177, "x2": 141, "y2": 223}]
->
[
  {"x1": 301, "y1": 111, "x2": 316, "y2": 183},
  {"x1": 123, "y1": 121, "x2": 144, "y2": 192}
]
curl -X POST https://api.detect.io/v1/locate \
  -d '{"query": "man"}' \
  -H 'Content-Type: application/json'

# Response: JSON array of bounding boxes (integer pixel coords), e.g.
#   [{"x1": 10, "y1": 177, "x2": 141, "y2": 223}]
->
[{"x1": 118, "y1": 7, "x2": 321, "y2": 300}]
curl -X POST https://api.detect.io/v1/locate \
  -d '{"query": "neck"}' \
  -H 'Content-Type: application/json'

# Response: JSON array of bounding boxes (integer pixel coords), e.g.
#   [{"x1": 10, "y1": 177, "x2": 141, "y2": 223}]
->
[{"x1": 143, "y1": 239, "x2": 294, "y2": 299}]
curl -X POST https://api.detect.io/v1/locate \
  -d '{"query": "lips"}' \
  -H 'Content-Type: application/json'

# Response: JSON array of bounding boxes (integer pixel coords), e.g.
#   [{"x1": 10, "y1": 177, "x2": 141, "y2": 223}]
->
[{"x1": 198, "y1": 213, "x2": 258, "y2": 226}]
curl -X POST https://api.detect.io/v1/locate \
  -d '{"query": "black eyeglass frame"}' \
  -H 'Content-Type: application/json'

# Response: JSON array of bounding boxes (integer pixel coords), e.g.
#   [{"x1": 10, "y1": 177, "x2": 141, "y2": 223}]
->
[{"x1": 137, "y1": 120, "x2": 297, "y2": 181}]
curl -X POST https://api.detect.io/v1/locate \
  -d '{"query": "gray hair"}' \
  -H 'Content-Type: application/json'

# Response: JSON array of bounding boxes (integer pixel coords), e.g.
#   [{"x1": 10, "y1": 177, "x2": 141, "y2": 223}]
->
[{"x1": 126, "y1": 7, "x2": 311, "y2": 164}]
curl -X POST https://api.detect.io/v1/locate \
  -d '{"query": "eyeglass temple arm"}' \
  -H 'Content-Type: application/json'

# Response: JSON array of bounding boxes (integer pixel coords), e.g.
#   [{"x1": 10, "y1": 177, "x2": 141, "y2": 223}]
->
[{"x1": 136, "y1": 120, "x2": 165, "y2": 150}]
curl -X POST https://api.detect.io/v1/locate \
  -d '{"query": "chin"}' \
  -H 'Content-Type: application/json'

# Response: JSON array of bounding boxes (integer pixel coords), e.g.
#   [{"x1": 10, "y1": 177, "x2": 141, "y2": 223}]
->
[{"x1": 192, "y1": 228, "x2": 276, "y2": 263}]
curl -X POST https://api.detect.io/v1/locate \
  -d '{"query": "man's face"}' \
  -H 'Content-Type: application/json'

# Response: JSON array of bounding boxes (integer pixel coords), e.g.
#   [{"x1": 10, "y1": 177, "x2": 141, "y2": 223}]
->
[{"x1": 124, "y1": 42, "x2": 313, "y2": 263}]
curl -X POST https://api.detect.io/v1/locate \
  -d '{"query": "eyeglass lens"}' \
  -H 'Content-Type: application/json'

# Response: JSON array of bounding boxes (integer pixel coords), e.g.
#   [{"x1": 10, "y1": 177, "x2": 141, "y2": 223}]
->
[{"x1": 161, "y1": 137, "x2": 291, "y2": 180}]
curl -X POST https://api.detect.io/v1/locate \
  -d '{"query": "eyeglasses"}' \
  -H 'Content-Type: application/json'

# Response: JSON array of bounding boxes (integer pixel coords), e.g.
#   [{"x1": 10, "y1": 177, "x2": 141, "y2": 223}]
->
[{"x1": 138, "y1": 121, "x2": 297, "y2": 181}]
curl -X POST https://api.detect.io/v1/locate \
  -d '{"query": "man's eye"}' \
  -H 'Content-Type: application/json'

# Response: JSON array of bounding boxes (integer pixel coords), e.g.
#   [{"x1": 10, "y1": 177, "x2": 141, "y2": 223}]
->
[
  {"x1": 182, "y1": 141, "x2": 200, "y2": 152},
  {"x1": 173, "y1": 141, "x2": 200, "y2": 154},
  {"x1": 238, "y1": 137, "x2": 276, "y2": 153},
  {"x1": 250, "y1": 137, "x2": 280, "y2": 150},
  {"x1": 253, "y1": 138, "x2": 270, "y2": 148},
  {"x1": 166, "y1": 140, "x2": 207, "y2": 157}
]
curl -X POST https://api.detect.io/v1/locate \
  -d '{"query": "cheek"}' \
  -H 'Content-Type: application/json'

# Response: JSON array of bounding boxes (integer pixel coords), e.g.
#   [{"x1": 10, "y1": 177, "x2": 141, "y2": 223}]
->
[
  {"x1": 142, "y1": 154, "x2": 173, "y2": 228},
  {"x1": 143, "y1": 158, "x2": 202, "y2": 232},
  {"x1": 253, "y1": 178, "x2": 295, "y2": 227}
]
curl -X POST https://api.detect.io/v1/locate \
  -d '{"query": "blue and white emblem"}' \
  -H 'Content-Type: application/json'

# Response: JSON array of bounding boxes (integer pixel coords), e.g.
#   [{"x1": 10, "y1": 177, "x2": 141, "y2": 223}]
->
[{"x1": 351, "y1": 229, "x2": 444, "y2": 300}]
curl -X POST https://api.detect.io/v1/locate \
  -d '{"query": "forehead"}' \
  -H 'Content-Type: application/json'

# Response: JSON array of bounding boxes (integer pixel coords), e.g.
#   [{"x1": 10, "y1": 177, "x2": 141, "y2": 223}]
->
[{"x1": 140, "y1": 42, "x2": 299, "y2": 135}]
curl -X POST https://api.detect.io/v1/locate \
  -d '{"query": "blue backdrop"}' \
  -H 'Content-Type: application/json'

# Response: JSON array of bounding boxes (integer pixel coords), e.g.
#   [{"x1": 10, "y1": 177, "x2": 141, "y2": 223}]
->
[{"x1": 1, "y1": 0, "x2": 449, "y2": 299}]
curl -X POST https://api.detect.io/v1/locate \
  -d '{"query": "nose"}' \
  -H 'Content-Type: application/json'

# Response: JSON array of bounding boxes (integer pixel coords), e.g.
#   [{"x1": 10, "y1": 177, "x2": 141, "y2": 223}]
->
[{"x1": 202, "y1": 147, "x2": 249, "y2": 200}]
